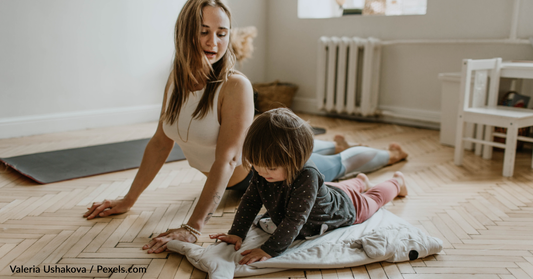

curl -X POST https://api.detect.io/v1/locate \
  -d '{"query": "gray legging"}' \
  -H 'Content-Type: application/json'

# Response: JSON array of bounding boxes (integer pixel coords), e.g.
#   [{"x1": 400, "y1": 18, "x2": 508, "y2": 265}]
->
[
  {"x1": 312, "y1": 140, "x2": 390, "y2": 182},
  {"x1": 228, "y1": 139, "x2": 390, "y2": 191}
]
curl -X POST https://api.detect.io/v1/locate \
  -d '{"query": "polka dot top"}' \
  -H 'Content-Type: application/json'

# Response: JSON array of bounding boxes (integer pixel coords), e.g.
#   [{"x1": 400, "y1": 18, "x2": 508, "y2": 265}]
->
[{"x1": 227, "y1": 160, "x2": 356, "y2": 257}]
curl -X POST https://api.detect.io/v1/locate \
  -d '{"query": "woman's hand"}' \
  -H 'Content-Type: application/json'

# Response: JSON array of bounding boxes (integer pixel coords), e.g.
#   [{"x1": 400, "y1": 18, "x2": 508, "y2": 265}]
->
[
  {"x1": 83, "y1": 199, "x2": 132, "y2": 220},
  {"x1": 143, "y1": 228, "x2": 197, "y2": 254},
  {"x1": 239, "y1": 248, "x2": 271, "y2": 265},
  {"x1": 209, "y1": 233, "x2": 243, "y2": 250}
]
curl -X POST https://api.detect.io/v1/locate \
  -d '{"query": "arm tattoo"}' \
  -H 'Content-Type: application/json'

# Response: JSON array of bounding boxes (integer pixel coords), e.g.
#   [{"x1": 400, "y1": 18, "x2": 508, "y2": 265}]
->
[
  {"x1": 213, "y1": 192, "x2": 222, "y2": 205},
  {"x1": 205, "y1": 193, "x2": 221, "y2": 223}
]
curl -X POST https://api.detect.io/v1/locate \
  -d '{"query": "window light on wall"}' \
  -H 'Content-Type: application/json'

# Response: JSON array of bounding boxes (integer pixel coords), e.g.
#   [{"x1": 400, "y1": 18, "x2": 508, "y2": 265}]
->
[{"x1": 298, "y1": 0, "x2": 427, "y2": 18}]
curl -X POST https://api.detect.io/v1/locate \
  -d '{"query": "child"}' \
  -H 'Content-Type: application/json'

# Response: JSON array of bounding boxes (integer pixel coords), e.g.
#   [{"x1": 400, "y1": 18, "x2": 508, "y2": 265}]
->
[{"x1": 209, "y1": 108, "x2": 408, "y2": 265}]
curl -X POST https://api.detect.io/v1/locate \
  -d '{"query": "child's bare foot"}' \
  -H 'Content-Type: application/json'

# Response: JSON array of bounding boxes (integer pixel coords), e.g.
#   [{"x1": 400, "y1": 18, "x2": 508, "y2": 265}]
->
[
  {"x1": 392, "y1": 171, "x2": 408, "y2": 197},
  {"x1": 387, "y1": 143, "x2": 408, "y2": 165},
  {"x1": 356, "y1": 173, "x2": 374, "y2": 192},
  {"x1": 334, "y1": 135, "x2": 363, "y2": 153}
]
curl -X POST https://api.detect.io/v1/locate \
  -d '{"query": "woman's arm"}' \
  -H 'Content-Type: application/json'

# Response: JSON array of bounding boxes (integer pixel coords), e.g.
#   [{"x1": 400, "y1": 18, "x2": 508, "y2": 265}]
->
[
  {"x1": 84, "y1": 76, "x2": 175, "y2": 219},
  {"x1": 144, "y1": 74, "x2": 254, "y2": 253},
  {"x1": 187, "y1": 74, "x2": 254, "y2": 229}
]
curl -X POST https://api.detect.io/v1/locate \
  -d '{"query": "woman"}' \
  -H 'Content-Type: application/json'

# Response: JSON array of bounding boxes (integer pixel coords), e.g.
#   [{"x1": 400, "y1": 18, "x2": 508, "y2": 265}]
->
[
  {"x1": 84, "y1": 0, "x2": 254, "y2": 254},
  {"x1": 83, "y1": 0, "x2": 408, "y2": 254}
]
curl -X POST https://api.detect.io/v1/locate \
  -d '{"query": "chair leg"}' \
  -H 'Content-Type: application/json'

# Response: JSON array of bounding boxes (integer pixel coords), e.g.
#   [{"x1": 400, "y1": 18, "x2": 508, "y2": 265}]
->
[
  {"x1": 482, "y1": 125, "x2": 493, "y2": 160},
  {"x1": 465, "y1": 122, "x2": 474, "y2": 151},
  {"x1": 454, "y1": 116, "x2": 466, "y2": 166},
  {"x1": 502, "y1": 125, "x2": 518, "y2": 177},
  {"x1": 475, "y1": 123, "x2": 484, "y2": 156}
]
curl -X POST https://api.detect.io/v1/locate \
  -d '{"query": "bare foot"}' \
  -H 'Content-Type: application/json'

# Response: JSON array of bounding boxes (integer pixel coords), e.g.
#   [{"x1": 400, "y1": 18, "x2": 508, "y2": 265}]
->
[
  {"x1": 356, "y1": 173, "x2": 374, "y2": 192},
  {"x1": 387, "y1": 143, "x2": 408, "y2": 165},
  {"x1": 392, "y1": 171, "x2": 408, "y2": 197},
  {"x1": 334, "y1": 135, "x2": 363, "y2": 154}
]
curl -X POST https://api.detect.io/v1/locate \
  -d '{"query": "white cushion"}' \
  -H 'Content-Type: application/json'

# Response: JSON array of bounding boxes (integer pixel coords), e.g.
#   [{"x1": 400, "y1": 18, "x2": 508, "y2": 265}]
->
[{"x1": 167, "y1": 209, "x2": 442, "y2": 279}]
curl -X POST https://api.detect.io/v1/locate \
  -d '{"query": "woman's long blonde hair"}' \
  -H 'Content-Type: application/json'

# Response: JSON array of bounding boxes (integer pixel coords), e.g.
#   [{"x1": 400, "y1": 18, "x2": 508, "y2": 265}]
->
[{"x1": 164, "y1": 0, "x2": 236, "y2": 124}]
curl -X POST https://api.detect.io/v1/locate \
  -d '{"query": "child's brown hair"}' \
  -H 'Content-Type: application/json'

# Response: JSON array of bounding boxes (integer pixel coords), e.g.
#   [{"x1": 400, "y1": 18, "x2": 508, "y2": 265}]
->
[{"x1": 242, "y1": 108, "x2": 314, "y2": 185}]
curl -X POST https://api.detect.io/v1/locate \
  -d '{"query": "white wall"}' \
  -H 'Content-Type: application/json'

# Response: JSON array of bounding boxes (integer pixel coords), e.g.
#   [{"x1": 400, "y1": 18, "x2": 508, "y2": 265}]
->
[
  {"x1": 2, "y1": 0, "x2": 533, "y2": 138},
  {"x1": 0, "y1": 0, "x2": 183, "y2": 138},
  {"x1": 265, "y1": 0, "x2": 533, "y2": 128},
  {"x1": 227, "y1": 0, "x2": 268, "y2": 84},
  {"x1": 0, "y1": 0, "x2": 268, "y2": 139}
]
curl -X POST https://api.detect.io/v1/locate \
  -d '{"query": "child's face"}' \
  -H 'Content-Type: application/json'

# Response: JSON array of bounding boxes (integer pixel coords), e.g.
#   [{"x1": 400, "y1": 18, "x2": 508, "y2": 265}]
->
[{"x1": 253, "y1": 165, "x2": 287, "y2": 182}]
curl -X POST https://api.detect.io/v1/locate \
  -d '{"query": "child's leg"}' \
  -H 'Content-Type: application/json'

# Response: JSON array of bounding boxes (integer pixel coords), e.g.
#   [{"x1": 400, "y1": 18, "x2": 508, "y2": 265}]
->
[
  {"x1": 325, "y1": 176, "x2": 367, "y2": 193},
  {"x1": 326, "y1": 172, "x2": 405, "y2": 224}
]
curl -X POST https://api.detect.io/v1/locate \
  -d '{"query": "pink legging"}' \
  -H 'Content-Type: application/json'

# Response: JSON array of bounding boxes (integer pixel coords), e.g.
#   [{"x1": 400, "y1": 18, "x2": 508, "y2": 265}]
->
[{"x1": 325, "y1": 177, "x2": 400, "y2": 224}]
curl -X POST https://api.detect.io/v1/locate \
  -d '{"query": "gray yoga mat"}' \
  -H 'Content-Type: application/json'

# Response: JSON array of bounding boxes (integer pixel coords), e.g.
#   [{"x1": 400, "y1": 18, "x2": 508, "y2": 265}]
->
[
  {"x1": 312, "y1": 127, "x2": 326, "y2": 135},
  {"x1": 0, "y1": 139, "x2": 186, "y2": 184},
  {"x1": 1, "y1": 127, "x2": 326, "y2": 184}
]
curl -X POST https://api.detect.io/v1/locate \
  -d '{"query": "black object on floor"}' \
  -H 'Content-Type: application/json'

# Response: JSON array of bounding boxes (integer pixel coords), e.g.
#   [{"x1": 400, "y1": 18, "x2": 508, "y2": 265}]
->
[
  {"x1": 312, "y1": 127, "x2": 326, "y2": 135},
  {"x1": 0, "y1": 139, "x2": 186, "y2": 184}
]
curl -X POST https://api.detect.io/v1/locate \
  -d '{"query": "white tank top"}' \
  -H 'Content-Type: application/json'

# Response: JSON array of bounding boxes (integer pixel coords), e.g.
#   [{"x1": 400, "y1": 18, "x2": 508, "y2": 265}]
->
[{"x1": 162, "y1": 83, "x2": 223, "y2": 172}]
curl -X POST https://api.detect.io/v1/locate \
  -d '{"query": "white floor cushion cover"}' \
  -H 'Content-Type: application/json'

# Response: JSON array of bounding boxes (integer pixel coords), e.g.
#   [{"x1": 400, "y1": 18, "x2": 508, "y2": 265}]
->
[{"x1": 167, "y1": 209, "x2": 443, "y2": 279}]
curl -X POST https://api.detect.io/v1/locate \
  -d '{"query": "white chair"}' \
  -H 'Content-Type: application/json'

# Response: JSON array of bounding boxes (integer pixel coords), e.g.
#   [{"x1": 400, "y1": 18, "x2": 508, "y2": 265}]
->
[{"x1": 454, "y1": 58, "x2": 533, "y2": 177}]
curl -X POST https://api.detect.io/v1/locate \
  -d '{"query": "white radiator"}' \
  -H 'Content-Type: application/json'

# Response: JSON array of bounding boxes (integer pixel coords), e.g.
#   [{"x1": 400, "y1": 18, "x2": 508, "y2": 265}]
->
[{"x1": 316, "y1": 37, "x2": 382, "y2": 116}]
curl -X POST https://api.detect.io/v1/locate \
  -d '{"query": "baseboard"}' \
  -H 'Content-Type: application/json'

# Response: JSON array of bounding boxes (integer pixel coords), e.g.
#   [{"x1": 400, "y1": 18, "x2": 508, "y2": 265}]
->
[
  {"x1": 378, "y1": 105, "x2": 441, "y2": 127},
  {"x1": 291, "y1": 98, "x2": 441, "y2": 130},
  {"x1": 0, "y1": 105, "x2": 161, "y2": 139}
]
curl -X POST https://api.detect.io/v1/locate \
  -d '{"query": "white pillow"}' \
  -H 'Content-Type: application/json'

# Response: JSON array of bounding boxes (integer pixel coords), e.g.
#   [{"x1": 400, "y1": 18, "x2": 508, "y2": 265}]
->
[{"x1": 167, "y1": 209, "x2": 442, "y2": 279}]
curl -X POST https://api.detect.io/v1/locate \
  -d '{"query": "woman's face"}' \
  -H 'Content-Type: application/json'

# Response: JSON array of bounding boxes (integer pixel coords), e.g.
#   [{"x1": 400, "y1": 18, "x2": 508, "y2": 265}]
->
[{"x1": 200, "y1": 6, "x2": 230, "y2": 65}]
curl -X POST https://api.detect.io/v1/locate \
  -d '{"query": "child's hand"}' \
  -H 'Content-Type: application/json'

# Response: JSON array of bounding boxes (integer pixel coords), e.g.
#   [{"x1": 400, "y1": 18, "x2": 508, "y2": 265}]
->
[
  {"x1": 239, "y1": 248, "x2": 271, "y2": 265},
  {"x1": 209, "y1": 233, "x2": 243, "y2": 250}
]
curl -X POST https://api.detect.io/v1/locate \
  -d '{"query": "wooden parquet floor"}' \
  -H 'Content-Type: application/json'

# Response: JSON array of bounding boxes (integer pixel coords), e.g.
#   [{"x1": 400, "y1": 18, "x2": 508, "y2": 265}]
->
[{"x1": 1, "y1": 113, "x2": 533, "y2": 279}]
